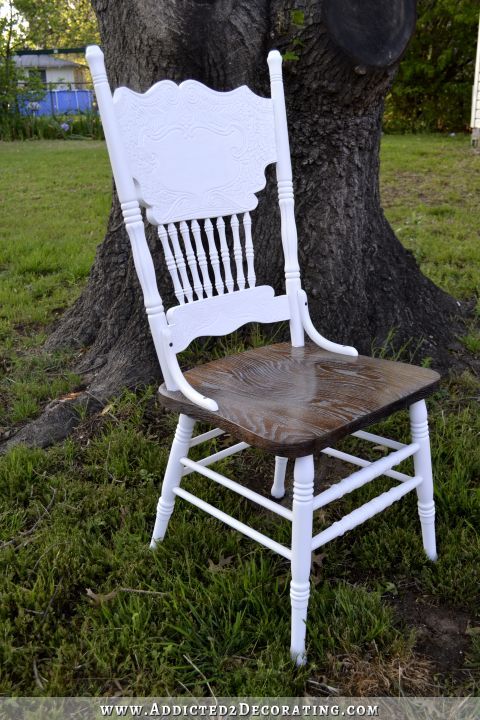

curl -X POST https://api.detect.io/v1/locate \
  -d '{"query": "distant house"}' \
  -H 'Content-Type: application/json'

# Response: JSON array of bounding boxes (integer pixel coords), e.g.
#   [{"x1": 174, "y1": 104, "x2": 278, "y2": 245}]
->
[
  {"x1": 14, "y1": 53, "x2": 94, "y2": 116},
  {"x1": 14, "y1": 53, "x2": 89, "y2": 89}
]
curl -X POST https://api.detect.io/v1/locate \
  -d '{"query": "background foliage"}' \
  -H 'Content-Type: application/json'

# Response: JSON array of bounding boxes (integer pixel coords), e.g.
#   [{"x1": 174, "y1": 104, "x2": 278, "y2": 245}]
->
[
  {"x1": 1, "y1": 0, "x2": 479, "y2": 137},
  {"x1": 384, "y1": 0, "x2": 480, "y2": 132}
]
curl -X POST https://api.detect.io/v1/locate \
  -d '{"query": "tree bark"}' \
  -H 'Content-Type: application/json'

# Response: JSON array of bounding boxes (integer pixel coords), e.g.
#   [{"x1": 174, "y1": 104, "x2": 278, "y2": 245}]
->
[{"x1": 5, "y1": 0, "x2": 469, "y2": 449}]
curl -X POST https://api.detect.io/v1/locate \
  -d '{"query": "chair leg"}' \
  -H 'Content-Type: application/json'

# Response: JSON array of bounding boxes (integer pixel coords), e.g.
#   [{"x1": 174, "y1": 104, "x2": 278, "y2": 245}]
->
[
  {"x1": 409, "y1": 400, "x2": 437, "y2": 561},
  {"x1": 150, "y1": 414, "x2": 195, "y2": 549},
  {"x1": 290, "y1": 454, "x2": 314, "y2": 665},
  {"x1": 271, "y1": 456, "x2": 288, "y2": 498}
]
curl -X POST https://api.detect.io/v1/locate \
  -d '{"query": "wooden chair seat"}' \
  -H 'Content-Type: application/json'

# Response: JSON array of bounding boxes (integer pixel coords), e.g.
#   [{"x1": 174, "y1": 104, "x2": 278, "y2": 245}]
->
[{"x1": 159, "y1": 342, "x2": 440, "y2": 458}]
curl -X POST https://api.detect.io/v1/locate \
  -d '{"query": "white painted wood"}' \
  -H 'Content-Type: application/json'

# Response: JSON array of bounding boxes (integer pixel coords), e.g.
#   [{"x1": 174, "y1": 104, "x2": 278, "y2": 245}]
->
[
  {"x1": 204, "y1": 218, "x2": 224, "y2": 295},
  {"x1": 471, "y1": 13, "x2": 480, "y2": 132},
  {"x1": 180, "y1": 221, "x2": 204, "y2": 300},
  {"x1": 150, "y1": 414, "x2": 195, "y2": 548},
  {"x1": 243, "y1": 212, "x2": 255, "y2": 288},
  {"x1": 312, "y1": 442, "x2": 419, "y2": 511},
  {"x1": 230, "y1": 215, "x2": 245, "y2": 291},
  {"x1": 86, "y1": 47, "x2": 138, "y2": 205},
  {"x1": 166, "y1": 286, "x2": 290, "y2": 353},
  {"x1": 351, "y1": 430, "x2": 406, "y2": 450},
  {"x1": 112, "y1": 79, "x2": 276, "y2": 225},
  {"x1": 181, "y1": 442, "x2": 249, "y2": 476},
  {"x1": 173, "y1": 487, "x2": 292, "y2": 560},
  {"x1": 158, "y1": 225, "x2": 184, "y2": 305},
  {"x1": 271, "y1": 457, "x2": 288, "y2": 499},
  {"x1": 161, "y1": 329, "x2": 219, "y2": 411},
  {"x1": 320, "y1": 446, "x2": 414, "y2": 484},
  {"x1": 290, "y1": 455, "x2": 314, "y2": 666},
  {"x1": 168, "y1": 223, "x2": 193, "y2": 303},
  {"x1": 312, "y1": 475, "x2": 422, "y2": 552},
  {"x1": 121, "y1": 201, "x2": 164, "y2": 316},
  {"x1": 180, "y1": 458, "x2": 293, "y2": 521},
  {"x1": 216, "y1": 217, "x2": 234, "y2": 292},
  {"x1": 268, "y1": 50, "x2": 303, "y2": 347},
  {"x1": 298, "y1": 289, "x2": 358, "y2": 356},
  {"x1": 410, "y1": 400, "x2": 437, "y2": 561},
  {"x1": 189, "y1": 428, "x2": 224, "y2": 447},
  {"x1": 191, "y1": 220, "x2": 212, "y2": 298}
]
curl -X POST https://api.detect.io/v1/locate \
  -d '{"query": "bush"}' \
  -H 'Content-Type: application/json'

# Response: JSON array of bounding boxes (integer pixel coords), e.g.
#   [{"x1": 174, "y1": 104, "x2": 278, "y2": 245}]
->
[
  {"x1": 384, "y1": 0, "x2": 479, "y2": 133},
  {"x1": 0, "y1": 111, "x2": 104, "y2": 141}
]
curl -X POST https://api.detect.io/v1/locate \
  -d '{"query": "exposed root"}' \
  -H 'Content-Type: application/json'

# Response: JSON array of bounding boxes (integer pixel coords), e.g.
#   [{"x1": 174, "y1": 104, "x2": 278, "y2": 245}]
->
[{"x1": 0, "y1": 392, "x2": 104, "y2": 453}]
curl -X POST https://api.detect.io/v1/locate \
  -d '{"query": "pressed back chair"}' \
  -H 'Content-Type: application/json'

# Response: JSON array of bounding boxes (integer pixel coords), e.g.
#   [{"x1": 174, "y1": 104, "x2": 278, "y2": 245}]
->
[{"x1": 87, "y1": 45, "x2": 439, "y2": 665}]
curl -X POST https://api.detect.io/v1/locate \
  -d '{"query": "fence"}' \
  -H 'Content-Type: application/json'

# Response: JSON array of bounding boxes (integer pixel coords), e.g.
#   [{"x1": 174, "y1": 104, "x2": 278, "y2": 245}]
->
[{"x1": 20, "y1": 85, "x2": 95, "y2": 117}]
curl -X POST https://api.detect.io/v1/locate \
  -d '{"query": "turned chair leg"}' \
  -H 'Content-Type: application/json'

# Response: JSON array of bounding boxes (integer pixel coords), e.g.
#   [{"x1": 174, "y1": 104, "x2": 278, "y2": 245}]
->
[
  {"x1": 271, "y1": 456, "x2": 288, "y2": 498},
  {"x1": 290, "y1": 454, "x2": 314, "y2": 665},
  {"x1": 150, "y1": 414, "x2": 195, "y2": 549},
  {"x1": 410, "y1": 400, "x2": 437, "y2": 561}
]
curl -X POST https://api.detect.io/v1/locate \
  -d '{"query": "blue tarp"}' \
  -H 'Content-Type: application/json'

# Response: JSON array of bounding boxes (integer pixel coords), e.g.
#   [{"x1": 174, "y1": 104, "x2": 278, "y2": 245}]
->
[{"x1": 21, "y1": 89, "x2": 94, "y2": 116}]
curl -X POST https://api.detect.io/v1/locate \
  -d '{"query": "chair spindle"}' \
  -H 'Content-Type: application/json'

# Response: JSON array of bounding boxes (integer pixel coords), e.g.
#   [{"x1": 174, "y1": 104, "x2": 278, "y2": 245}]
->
[
  {"x1": 168, "y1": 222, "x2": 193, "y2": 303},
  {"x1": 191, "y1": 219, "x2": 213, "y2": 298},
  {"x1": 216, "y1": 217, "x2": 234, "y2": 293},
  {"x1": 205, "y1": 218, "x2": 224, "y2": 295},
  {"x1": 230, "y1": 214, "x2": 245, "y2": 291},
  {"x1": 158, "y1": 225, "x2": 185, "y2": 305},
  {"x1": 243, "y1": 212, "x2": 256, "y2": 288},
  {"x1": 180, "y1": 221, "x2": 204, "y2": 300}
]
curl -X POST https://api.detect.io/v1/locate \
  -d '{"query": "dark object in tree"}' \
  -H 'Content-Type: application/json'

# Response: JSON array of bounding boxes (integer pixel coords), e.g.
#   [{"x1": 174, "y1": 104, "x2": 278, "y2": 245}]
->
[
  {"x1": 4, "y1": 0, "x2": 467, "y2": 450},
  {"x1": 323, "y1": 0, "x2": 416, "y2": 68}
]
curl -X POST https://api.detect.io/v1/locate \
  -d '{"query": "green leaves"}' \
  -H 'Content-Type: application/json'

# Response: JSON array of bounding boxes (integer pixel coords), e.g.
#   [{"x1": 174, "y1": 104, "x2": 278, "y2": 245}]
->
[{"x1": 386, "y1": 0, "x2": 480, "y2": 131}]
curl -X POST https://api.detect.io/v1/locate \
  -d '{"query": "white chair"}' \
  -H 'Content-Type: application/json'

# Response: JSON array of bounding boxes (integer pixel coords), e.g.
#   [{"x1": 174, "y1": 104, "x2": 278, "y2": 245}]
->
[{"x1": 87, "y1": 45, "x2": 439, "y2": 665}]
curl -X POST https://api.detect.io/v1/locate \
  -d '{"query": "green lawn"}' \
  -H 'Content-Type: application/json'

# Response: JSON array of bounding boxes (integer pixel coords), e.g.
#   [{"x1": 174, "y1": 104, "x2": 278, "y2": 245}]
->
[
  {"x1": 0, "y1": 137, "x2": 479, "y2": 697},
  {"x1": 0, "y1": 141, "x2": 111, "y2": 424}
]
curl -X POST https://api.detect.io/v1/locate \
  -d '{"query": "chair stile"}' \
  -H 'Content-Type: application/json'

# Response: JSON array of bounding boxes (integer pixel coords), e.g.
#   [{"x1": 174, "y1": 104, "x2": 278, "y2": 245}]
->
[{"x1": 87, "y1": 44, "x2": 439, "y2": 665}]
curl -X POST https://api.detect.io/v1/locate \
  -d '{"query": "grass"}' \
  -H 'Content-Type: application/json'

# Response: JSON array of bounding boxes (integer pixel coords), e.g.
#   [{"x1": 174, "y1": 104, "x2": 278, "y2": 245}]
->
[
  {"x1": 0, "y1": 141, "x2": 111, "y2": 424},
  {"x1": 380, "y1": 134, "x2": 480, "y2": 304},
  {"x1": 0, "y1": 136, "x2": 479, "y2": 697}
]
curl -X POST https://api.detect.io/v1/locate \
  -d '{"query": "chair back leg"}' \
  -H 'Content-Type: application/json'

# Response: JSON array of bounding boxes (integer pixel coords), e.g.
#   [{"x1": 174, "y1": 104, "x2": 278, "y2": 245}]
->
[
  {"x1": 290, "y1": 454, "x2": 314, "y2": 665},
  {"x1": 410, "y1": 400, "x2": 437, "y2": 561},
  {"x1": 271, "y1": 456, "x2": 288, "y2": 498},
  {"x1": 150, "y1": 414, "x2": 196, "y2": 548}
]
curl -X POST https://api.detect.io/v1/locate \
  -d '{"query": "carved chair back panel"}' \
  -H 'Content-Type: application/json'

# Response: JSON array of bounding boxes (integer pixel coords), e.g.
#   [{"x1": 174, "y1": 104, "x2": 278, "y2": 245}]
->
[{"x1": 113, "y1": 80, "x2": 277, "y2": 225}]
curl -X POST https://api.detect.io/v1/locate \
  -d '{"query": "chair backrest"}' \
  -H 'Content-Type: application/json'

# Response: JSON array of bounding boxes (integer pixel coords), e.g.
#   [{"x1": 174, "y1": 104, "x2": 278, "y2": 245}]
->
[{"x1": 86, "y1": 46, "x2": 304, "y2": 406}]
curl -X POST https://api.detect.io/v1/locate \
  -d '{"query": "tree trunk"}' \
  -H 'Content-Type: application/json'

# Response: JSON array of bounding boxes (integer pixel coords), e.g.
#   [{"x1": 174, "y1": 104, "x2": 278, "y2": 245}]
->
[{"x1": 6, "y1": 0, "x2": 468, "y2": 449}]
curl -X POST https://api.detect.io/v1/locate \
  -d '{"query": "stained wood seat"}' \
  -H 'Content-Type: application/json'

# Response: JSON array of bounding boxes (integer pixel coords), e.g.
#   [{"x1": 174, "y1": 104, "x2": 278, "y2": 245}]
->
[
  {"x1": 88, "y1": 44, "x2": 440, "y2": 667},
  {"x1": 160, "y1": 343, "x2": 440, "y2": 458}
]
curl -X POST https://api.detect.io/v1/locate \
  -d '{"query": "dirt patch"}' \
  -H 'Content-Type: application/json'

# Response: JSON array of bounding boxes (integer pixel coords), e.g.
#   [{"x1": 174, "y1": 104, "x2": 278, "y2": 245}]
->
[{"x1": 389, "y1": 591, "x2": 474, "y2": 689}]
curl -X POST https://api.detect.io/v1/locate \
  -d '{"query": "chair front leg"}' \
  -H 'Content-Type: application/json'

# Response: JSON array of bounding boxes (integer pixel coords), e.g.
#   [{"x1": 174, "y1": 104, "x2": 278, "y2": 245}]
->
[
  {"x1": 410, "y1": 400, "x2": 437, "y2": 561},
  {"x1": 271, "y1": 456, "x2": 288, "y2": 498},
  {"x1": 290, "y1": 454, "x2": 314, "y2": 665},
  {"x1": 150, "y1": 413, "x2": 195, "y2": 549}
]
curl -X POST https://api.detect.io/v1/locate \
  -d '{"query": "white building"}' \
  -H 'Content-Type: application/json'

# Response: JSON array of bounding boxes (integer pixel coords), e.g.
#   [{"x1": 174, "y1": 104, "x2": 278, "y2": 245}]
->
[
  {"x1": 472, "y1": 14, "x2": 480, "y2": 145},
  {"x1": 14, "y1": 53, "x2": 89, "y2": 89}
]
